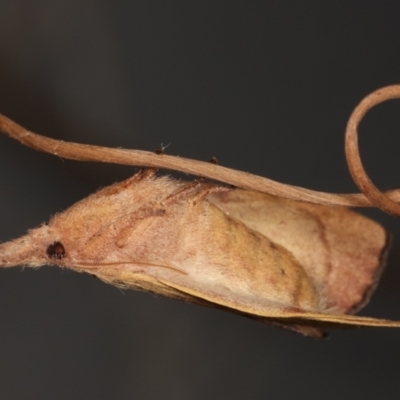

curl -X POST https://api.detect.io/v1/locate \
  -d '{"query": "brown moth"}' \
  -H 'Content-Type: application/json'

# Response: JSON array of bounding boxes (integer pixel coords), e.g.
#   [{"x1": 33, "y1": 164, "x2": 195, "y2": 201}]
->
[
  {"x1": 1, "y1": 85, "x2": 400, "y2": 337},
  {"x1": 0, "y1": 169, "x2": 396, "y2": 338}
]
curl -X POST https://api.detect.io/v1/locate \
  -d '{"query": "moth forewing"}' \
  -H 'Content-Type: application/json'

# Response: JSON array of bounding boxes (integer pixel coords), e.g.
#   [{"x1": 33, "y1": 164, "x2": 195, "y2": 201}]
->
[
  {"x1": 208, "y1": 189, "x2": 389, "y2": 315},
  {"x1": 63, "y1": 175, "x2": 322, "y2": 311}
]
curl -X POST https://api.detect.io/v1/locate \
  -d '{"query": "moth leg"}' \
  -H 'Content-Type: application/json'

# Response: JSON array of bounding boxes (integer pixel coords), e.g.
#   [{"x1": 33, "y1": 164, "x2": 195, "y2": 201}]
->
[
  {"x1": 162, "y1": 180, "x2": 202, "y2": 205},
  {"x1": 191, "y1": 185, "x2": 230, "y2": 205},
  {"x1": 99, "y1": 168, "x2": 158, "y2": 196},
  {"x1": 163, "y1": 180, "x2": 230, "y2": 206},
  {"x1": 130, "y1": 167, "x2": 158, "y2": 182}
]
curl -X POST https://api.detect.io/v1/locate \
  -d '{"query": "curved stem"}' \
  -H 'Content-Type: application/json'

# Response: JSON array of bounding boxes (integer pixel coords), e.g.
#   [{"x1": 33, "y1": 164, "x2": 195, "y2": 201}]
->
[{"x1": 345, "y1": 85, "x2": 400, "y2": 215}]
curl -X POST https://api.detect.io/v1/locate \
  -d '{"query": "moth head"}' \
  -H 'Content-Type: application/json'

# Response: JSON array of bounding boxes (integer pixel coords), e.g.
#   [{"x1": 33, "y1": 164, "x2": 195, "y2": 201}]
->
[{"x1": 0, "y1": 224, "x2": 68, "y2": 268}]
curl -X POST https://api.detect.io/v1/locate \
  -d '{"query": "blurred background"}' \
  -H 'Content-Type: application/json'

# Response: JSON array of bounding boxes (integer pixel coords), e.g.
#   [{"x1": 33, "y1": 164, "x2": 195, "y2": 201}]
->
[{"x1": 1, "y1": 2, "x2": 400, "y2": 399}]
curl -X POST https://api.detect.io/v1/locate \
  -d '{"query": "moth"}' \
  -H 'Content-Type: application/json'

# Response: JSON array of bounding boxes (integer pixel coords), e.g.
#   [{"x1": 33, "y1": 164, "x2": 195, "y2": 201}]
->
[
  {"x1": 0, "y1": 167, "x2": 396, "y2": 338},
  {"x1": 1, "y1": 85, "x2": 400, "y2": 337}
]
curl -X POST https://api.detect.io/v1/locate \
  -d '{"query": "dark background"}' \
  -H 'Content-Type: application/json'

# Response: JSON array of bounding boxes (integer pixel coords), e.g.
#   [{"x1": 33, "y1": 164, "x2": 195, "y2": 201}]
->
[{"x1": 1, "y1": 2, "x2": 400, "y2": 399}]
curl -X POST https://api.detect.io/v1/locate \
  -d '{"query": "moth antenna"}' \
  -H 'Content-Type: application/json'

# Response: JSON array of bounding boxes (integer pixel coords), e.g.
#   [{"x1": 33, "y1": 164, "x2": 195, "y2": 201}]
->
[{"x1": 73, "y1": 260, "x2": 187, "y2": 275}]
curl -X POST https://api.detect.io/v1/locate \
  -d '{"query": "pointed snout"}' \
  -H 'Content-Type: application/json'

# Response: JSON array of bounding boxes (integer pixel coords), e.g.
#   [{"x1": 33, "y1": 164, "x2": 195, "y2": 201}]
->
[{"x1": 0, "y1": 228, "x2": 49, "y2": 268}]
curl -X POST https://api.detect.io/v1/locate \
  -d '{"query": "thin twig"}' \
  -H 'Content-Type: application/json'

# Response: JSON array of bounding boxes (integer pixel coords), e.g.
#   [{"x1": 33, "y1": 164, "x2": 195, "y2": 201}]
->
[{"x1": 1, "y1": 85, "x2": 400, "y2": 210}]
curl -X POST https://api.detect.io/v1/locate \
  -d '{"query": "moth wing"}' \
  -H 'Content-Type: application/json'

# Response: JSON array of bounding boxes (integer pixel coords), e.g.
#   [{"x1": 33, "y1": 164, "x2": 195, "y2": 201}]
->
[
  {"x1": 208, "y1": 190, "x2": 389, "y2": 315},
  {"x1": 151, "y1": 274, "x2": 400, "y2": 332},
  {"x1": 106, "y1": 258, "x2": 400, "y2": 336},
  {"x1": 100, "y1": 264, "x2": 326, "y2": 337}
]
